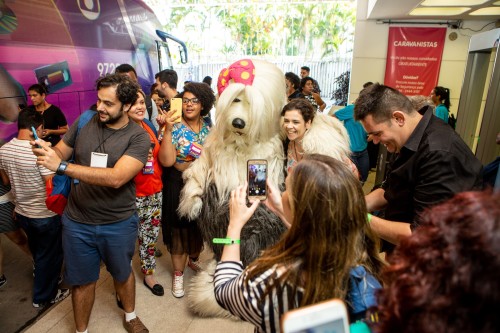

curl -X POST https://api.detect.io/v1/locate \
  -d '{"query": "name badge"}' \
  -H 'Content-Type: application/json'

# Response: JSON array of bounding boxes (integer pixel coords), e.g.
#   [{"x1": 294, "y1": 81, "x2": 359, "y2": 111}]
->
[
  {"x1": 189, "y1": 142, "x2": 202, "y2": 159},
  {"x1": 91, "y1": 152, "x2": 108, "y2": 168}
]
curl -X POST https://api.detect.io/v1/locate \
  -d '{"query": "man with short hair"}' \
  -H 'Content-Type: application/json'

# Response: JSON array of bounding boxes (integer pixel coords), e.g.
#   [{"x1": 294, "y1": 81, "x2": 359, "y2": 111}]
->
[
  {"x1": 115, "y1": 63, "x2": 159, "y2": 131},
  {"x1": 0, "y1": 109, "x2": 69, "y2": 308},
  {"x1": 354, "y1": 83, "x2": 482, "y2": 253},
  {"x1": 300, "y1": 66, "x2": 321, "y2": 94},
  {"x1": 33, "y1": 74, "x2": 151, "y2": 333},
  {"x1": 155, "y1": 69, "x2": 179, "y2": 106}
]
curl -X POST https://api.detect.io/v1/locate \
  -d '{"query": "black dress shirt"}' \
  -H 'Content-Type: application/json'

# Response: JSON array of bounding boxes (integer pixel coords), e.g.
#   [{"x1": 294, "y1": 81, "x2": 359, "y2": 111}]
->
[{"x1": 381, "y1": 107, "x2": 482, "y2": 251}]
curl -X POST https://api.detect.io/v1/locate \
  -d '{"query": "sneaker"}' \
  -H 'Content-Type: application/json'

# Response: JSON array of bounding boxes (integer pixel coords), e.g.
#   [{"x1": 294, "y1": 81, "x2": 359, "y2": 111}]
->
[
  {"x1": 171, "y1": 271, "x2": 184, "y2": 298},
  {"x1": 0, "y1": 274, "x2": 6, "y2": 288},
  {"x1": 32, "y1": 301, "x2": 47, "y2": 308},
  {"x1": 123, "y1": 316, "x2": 149, "y2": 333},
  {"x1": 187, "y1": 257, "x2": 202, "y2": 272},
  {"x1": 50, "y1": 288, "x2": 70, "y2": 304}
]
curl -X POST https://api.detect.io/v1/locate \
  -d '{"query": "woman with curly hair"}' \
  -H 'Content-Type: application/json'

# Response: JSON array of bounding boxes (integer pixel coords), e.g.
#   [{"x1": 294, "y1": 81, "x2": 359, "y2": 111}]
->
[
  {"x1": 215, "y1": 154, "x2": 384, "y2": 333},
  {"x1": 373, "y1": 190, "x2": 500, "y2": 333},
  {"x1": 157, "y1": 82, "x2": 215, "y2": 298}
]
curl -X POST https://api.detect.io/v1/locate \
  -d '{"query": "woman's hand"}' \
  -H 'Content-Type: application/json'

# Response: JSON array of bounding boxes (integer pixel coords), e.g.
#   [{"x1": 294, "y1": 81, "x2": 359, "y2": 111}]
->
[
  {"x1": 263, "y1": 180, "x2": 283, "y2": 217},
  {"x1": 228, "y1": 183, "x2": 259, "y2": 231},
  {"x1": 156, "y1": 109, "x2": 180, "y2": 133},
  {"x1": 263, "y1": 180, "x2": 291, "y2": 228}
]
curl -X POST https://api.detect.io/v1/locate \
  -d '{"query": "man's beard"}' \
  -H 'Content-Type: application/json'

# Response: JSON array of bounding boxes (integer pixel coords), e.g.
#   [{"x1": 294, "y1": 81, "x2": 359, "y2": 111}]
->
[{"x1": 99, "y1": 108, "x2": 125, "y2": 125}]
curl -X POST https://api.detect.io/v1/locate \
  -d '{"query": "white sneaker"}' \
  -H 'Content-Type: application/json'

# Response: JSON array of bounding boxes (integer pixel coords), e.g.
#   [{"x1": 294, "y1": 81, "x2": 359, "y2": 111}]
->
[
  {"x1": 33, "y1": 288, "x2": 70, "y2": 308},
  {"x1": 172, "y1": 272, "x2": 184, "y2": 298},
  {"x1": 51, "y1": 288, "x2": 70, "y2": 304}
]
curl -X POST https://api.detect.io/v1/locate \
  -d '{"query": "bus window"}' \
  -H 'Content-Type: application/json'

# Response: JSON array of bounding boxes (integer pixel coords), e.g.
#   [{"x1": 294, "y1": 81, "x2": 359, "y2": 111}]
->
[{"x1": 156, "y1": 41, "x2": 173, "y2": 70}]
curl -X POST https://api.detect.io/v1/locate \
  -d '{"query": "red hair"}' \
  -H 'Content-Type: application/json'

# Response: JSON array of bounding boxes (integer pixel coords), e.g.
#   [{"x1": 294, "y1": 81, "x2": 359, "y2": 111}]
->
[{"x1": 374, "y1": 191, "x2": 500, "y2": 333}]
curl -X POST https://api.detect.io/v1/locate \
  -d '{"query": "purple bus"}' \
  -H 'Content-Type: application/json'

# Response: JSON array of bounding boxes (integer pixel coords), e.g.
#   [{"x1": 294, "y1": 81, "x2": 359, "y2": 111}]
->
[{"x1": 0, "y1": 0, "x2": 187, "y2": 141}]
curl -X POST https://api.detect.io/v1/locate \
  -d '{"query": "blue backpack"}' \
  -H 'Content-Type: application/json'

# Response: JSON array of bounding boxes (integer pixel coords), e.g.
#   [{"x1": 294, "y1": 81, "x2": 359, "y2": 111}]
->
[{"x1": 346, "y1": 266, "x2": 382, "y2": 322}]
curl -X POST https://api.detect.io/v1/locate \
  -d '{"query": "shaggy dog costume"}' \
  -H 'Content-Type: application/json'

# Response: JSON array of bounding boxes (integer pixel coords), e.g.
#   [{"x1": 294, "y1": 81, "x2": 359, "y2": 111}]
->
[
  {"x1": 179, "y1": 59, "x2": 352, "y2": 318},
  {"x1": 178, "y1": 59, "x2": 287, "y2": 266}
]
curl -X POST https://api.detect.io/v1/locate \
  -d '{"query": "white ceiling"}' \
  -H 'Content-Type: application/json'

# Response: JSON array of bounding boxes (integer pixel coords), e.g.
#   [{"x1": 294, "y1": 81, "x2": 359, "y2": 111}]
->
[{"x1": 367, "y1": 0, "x2": 500, "y2": 21}]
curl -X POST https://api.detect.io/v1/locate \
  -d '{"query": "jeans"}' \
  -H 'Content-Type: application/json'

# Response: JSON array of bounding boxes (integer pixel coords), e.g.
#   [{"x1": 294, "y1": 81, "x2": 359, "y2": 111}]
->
[
  {"x1": 17, "y1": 214, "x2": 62, "y2": 304},
  {"x1": 352, "y1": 149, "x2": 370, "y2": 183}
]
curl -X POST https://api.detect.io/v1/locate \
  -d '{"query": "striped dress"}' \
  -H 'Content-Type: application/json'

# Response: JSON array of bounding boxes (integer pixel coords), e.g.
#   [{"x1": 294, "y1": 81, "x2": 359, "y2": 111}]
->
[{"x1": 214, "y1": 261, "x2": 303, "y2": 333}]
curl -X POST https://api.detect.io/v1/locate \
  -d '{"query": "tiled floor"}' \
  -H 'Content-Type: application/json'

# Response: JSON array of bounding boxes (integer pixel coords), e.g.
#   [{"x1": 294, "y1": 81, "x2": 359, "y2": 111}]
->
[
  {"x1": 1, "y1": 171, "x2": 376, "y2": 333},
  {"x1": 1, "y1": 235, "x2": 252, "y2": 333}
]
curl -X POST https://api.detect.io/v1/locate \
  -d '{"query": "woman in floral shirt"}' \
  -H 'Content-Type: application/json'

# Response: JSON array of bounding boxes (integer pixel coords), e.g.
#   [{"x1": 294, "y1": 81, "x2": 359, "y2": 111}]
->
[{"x1": 157, "y1": 82, "x2": 215, "y2": 298}]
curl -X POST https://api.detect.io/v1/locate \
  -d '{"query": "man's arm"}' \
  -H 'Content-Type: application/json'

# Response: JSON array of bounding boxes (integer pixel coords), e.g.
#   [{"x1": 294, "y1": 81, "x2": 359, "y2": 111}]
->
[
  {"x1": 33, "y1": 139, "x2": 144, "y2": 188},
  {"x1": 365, "y1": 187, "x2": 412, "y2": 245},
  {"x1": 365, "y1": 188, "x2": 387, "y2": 212},
  {"x1": 369, "y1": 215, "x2": 412, "y2": 245},
  {"x1": 0, "y1": 169, "x2": 9, "y2": 185},
  {"x1": 63, "y1": 156, "x2": 143, "y2": 188},
  {"x1": 53, "y1": 139, "x2": 74, "y2": 161}
]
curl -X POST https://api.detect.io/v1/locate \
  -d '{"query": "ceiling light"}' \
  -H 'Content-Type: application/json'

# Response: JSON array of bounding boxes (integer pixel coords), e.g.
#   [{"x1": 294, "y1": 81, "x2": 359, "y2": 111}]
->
[
  {"x1": 420, "y1": 0, "x2": 488, "y2": 6},
  {"x1": 410, "y1": 7, "x2": 471, "y2": 16},
  {"x1": 469, "y1": 7, "x2": 500, "y2": 14}
]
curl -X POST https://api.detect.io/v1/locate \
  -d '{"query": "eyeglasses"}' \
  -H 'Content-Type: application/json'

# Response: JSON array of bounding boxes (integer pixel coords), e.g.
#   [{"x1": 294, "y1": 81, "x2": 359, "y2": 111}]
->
[{"x1": 182, "y1": 98, "x2": 200, "y2": 105}]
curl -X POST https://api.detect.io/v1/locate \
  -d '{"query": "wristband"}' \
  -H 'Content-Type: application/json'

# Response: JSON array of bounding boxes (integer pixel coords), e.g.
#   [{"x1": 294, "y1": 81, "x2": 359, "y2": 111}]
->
[
  {"x1": 213, "y1": 238, "x2": 240, "y2": 245},
  {"x1": 367, "y1": 213, "x2": 373, "y2": 223}
]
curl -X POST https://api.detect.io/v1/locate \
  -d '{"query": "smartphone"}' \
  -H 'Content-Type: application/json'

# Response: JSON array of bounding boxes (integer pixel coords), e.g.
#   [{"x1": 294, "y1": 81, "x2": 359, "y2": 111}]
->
[
  {"x1": 31, "y1": 126, "x2": 41, "y2": 148},
  {"x1": 281, "y1": 299, "x2": 350, "y2": 333},
  {"x1": 171, "y1": 97, "x2": 182, "y2": 123},
  {"x1": 247, "y1": 159, "x2": 268, "y2": 201}
]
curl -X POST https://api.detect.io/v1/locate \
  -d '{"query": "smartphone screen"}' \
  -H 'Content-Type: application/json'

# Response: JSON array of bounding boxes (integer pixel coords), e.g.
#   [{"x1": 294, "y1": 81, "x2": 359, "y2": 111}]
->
[
  {"x1": 247, "y1": 159, "x2": 268, "y2": 201},
  {"x1": 171, "y1": 97, "x2": 182, "y2": 123}
]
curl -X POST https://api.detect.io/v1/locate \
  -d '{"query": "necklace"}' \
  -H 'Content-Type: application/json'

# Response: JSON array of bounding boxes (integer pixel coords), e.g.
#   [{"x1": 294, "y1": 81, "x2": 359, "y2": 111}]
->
[{"x1": 183, "y1": 116, "x2": 202, "y2": 142}]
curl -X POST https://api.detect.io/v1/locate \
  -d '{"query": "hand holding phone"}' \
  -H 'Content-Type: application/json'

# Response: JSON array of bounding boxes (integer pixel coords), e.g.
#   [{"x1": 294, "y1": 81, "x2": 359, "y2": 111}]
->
[
  {"x1": 247, "y1": 159, "x2": 268, "y2": 201},
  {"x1": 31, "y1": 126, "x2": 41, "y2": 148},
  {"x1": 170, "y1": 97, "x2": 182, "y2": 123}
]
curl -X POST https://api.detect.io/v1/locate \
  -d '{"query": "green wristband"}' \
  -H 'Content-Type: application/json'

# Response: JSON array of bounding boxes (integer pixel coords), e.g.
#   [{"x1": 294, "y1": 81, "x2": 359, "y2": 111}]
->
[
  {"x1": 367, "y1": 213, "x2": 373, "y2": 223},
  {"x1": 212, "y1": 238, "x2": 241, "y2": 245}
]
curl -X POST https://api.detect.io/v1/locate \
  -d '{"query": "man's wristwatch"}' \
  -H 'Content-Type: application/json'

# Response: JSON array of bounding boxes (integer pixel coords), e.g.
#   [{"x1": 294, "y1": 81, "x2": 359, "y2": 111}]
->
[{"x1": 56, "y1": 161, "x2": 69, "y2": 175}]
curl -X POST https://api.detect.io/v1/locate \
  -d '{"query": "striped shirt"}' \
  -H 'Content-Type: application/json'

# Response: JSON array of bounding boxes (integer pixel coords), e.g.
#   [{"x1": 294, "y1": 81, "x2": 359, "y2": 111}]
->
[
  {"x1": 214, "y1": 261, "x2": 303, "y2": 333},
  {"x1": 0, "y1": 138, "x2": 55, "y2": 218}
]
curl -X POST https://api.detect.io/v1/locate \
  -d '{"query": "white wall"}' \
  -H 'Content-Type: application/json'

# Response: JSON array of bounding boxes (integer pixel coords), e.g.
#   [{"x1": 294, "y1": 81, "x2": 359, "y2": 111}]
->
[{"x1": 350, "y1": 0, "x2": 494, "y2": 116}]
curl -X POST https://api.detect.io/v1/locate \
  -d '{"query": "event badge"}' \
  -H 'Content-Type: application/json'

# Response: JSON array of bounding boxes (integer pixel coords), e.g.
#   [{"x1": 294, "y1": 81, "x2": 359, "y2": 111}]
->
[
  {"x1": 90, "y1": 152, "x2": 108, "y2": 168},
  {"x1": 142, "y1": 142, "x2": 155, "y2": 175},
  {"x1": 188, "y1": 142, "x2": 202, "y2": 159}
]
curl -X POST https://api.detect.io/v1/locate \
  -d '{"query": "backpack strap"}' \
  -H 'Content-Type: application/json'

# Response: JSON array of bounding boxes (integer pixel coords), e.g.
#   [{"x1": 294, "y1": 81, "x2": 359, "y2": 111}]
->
[
  {"x1": 76, "y1": 110, "x2": 97, "y2": 136},
  {"x1": 143, "y1": 118, "x2": 158, "y2": 138}
]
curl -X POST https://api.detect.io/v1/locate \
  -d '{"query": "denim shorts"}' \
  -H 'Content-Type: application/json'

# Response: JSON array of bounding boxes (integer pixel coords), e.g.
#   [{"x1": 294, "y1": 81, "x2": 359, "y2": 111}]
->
[{"x1": 62, "y1": 213, "x2": 138, "y2": 286}]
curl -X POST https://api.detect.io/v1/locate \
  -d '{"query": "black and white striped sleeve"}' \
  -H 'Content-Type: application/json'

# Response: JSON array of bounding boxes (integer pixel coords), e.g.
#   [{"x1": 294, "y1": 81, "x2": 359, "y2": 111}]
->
[{"x1": 214, "y1": 261, "x2": 266, "y2": 328}]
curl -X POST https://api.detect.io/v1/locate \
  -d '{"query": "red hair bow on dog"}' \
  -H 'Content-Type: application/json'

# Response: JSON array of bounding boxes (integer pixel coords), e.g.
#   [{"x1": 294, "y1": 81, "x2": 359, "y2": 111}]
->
[{"x1": 217, "y1": 59, "x2": 255, "y2": 96}]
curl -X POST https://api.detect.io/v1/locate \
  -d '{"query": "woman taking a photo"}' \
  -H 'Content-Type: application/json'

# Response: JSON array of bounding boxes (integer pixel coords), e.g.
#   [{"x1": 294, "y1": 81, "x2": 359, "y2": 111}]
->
[
  {"x1": 214, "y1": 154, "x2": 384, "y2": 333},
  {"x1": 128, "y1": 90, "x2": 167, "y2": 296},
  {"x1": 157, "y1": 82, "x2": 215, "y2": 298}
]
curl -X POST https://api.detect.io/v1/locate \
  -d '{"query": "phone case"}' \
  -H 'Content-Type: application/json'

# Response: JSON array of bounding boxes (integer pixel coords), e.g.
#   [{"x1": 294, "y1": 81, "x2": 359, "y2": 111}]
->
[
  {"x1": 171, "y1": 98, "x2": 182, "y2": 123},
  {"x1": 247, "y1": 159, "x2": 268, "y2": 201}
]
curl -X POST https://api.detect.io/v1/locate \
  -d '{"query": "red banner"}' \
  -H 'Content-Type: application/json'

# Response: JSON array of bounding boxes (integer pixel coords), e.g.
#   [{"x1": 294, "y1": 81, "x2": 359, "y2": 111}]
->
[{"x1": 384, "y1": 27, "x2": 447, "y2": 96}]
